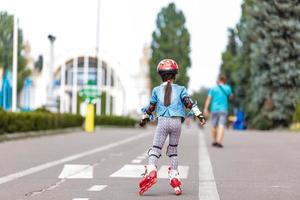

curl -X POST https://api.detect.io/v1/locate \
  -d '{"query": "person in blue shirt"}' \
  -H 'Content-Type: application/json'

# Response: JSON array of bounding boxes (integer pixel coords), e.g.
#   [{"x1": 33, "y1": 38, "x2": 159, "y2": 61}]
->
[
  {"x1": 138, "y1": 59, "x2": 206, "y2": 196},
  {"x1": 204, "y1": 75, "x2": 233, "y2": 148}
]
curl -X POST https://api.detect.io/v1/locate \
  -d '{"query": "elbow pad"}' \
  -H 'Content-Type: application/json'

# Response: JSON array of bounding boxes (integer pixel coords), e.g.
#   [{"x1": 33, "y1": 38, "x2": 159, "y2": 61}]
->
[
  {"x1": 183, "y1": 97, "x2": 193, "y2": 109},
  {"x1": 145, "y1": 103, "x2": 156, "y2": 115}
]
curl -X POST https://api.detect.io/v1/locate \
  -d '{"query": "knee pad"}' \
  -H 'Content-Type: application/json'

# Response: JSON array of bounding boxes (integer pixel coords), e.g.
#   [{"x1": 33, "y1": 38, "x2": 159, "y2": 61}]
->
[
  {"x1": 166, "y1": 144, "x2": 178, "y2": 157},
  {"x1": 148, "y1": 145, "x2": 162, "y2": 159}
]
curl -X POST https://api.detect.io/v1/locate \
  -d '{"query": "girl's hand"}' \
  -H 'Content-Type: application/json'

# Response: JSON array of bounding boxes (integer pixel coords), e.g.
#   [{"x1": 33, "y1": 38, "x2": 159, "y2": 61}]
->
[
  {"x1": 139, "y1": 114, "x2": 150, "y2": 127},
  {"x1": 197, "y1": 113, "x2": 206, "y2": 126}
]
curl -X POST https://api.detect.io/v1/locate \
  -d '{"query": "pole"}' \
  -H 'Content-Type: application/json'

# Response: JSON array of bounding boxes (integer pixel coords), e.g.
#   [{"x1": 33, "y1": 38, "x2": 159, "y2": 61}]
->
[
  {"x1": 96, "y1": 0, "x2": 101, "y2": 58},
  {"x1": 60, "y1": 62, "x2": 66, "y2": 113},
  {"x1": 96, "y1": 57, "x2": 102, "y2": 115},
  {"x1": 47, "y1": 35, "x2": 56, "y2": 111},
  {"x1": 96, "y1": 0, "x2": 102, "y2": 116},
  {"x1": 106, "y1": 67, "x2": 111, "y2": 115},
  {"x1": 12, "y1": 16, "x2": 18, "y2": 112},
  {"x1": 47, "y1": 35, "x2": 56, "y2": 101},
  {"x1": 71, "y1": 57, "x2": 78, "y2": 114}
]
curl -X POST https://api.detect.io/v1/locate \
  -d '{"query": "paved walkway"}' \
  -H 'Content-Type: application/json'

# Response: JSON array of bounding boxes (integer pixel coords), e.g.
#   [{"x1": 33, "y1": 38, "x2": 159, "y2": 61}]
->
[{"x1": 0, "y1": 124, "x2": 299, "y2": 200}]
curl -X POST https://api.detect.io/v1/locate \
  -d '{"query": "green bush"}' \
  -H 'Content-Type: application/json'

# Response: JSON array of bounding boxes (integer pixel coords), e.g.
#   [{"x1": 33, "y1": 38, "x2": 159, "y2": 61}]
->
[
  {"x1": 0, "y1": 111, "x2": 136, "y2": 134},
  {"x1": 95, "y1": 115, "x2": 137, "y2": 127},
  {"x1": 34, "y1": 107, "x2": 51, "y2": 113},
  {"x1": 293, "y1": 103, "x2": 300, "y2": 123},
  {"x1": 0, "y1": 111, "x2": 84, "y2": 134}
]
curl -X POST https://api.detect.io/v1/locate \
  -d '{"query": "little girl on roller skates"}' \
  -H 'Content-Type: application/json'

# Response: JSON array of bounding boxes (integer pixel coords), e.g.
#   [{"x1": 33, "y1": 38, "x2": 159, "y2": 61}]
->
[{"x1": 139, "y1": 59, "x2": 206, "y2": 196}]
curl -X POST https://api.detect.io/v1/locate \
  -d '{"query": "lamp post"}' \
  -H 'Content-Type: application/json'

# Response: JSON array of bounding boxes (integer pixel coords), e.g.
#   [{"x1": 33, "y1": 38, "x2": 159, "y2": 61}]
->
[
  {"x1": 47, "y1": 34, "x2": 56, "y2": 109},
  {"x1": 96, "y1": 0, "x2": 102, "y2": 115},
  {"x1": 11, "y1": 15, "x2": 18, "y2": 112}
]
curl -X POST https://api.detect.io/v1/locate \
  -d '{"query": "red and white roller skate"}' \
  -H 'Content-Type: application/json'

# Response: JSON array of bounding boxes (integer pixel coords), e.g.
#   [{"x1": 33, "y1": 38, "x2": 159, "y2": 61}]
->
[
  {"x1": 168, "y1": 167, "x2": 182, "y2": 195},
  {"x1": 139, "y1": 165, "x2": 157, "y2": 195}
]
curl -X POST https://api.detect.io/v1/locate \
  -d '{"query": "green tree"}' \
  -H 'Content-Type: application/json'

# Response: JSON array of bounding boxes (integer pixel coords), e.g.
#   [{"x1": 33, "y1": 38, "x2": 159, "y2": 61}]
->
[
  {"x1": 234, "y1": 0, "x2": 256, "y2": 111},
  {"x1": 0, "y1": 11, "x2": 30, "y2": 93},
  {"x1": 150, "y1": 3, "x2": 191, "y2": 88},
  {"x1": 245, "y1": 0, "x2": 300, "y2": 129},
  {"x1": 220, "y1": 28, "x2": 238, "y2": 85},
  {"x1": 220, "y1": 0, "x2": 256, "y2": 110},
  {"x1": 224, "y1": 0, "x2": 300, "y2": 129},
  {"x1": 220, "y1": 28, "x2": 239, "y2": 102}
]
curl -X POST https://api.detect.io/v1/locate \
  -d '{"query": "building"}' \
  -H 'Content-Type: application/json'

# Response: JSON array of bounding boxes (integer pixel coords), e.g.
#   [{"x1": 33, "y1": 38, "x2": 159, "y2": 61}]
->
[
  {"x1": 15, "y1": 46, "x2": 126, "y2": 116},
  {"x1": 52, "y1": 49, "x2": 125, "y2": 116}
]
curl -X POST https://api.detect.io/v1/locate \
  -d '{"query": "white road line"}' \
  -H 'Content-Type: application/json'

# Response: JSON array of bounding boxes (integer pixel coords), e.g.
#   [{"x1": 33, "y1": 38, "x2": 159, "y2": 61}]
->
[
  {"x1": 88, "y1": 185, "x2": 107, "y2": 192},
  {"x1": 157, "y1": 165, "x2": 189, "y2": 179},
  {"x1": 131, "y1": 159, "x2": 142, "y2": 164},
  {"x1": 59, "y1": 164, "x2": 93, "y2": 179},
  {"x1": 73, "y1": 198, "x2": 88, "y2": 200},
  {"x1": 110, "y1": 164, "x2": 144, "y2": 178},
  {"x1": 198, "y1": 130, "x2": 220, "y2": 200},
  {"x1": 0, "y1": 132, "x2": 152, "y2": 185},
  {"x1": 110, "y1": 164, "x2": 189, "y2": 179}
]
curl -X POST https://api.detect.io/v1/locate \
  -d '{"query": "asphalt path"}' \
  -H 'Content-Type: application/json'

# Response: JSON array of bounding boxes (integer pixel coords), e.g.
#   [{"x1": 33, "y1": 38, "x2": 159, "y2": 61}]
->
[{"x1": 0, "y1": 124, "x2": 299, "y2": 200}]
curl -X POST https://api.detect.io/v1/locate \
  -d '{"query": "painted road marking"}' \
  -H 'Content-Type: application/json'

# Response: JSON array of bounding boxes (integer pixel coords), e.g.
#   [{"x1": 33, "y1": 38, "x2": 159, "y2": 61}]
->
[
  {"x1": 198, "y1": 130, "x2": 220, "y2": 200},
  {"x1": 137, "y1": 155, "x2": 146, "y2": 159},
  {"x1": 0, "y1": 132, "x2": 152, "y2": 185},
  {"x1": 131, "y1": 159, "x2": 142, "y2": 164},
  {"x1": 157, "y1": 165, "x2": 189, "y2": 179},
  {"x1": 110, "y1": 164, "x2": 144, "y2": 178},
  {"x1": 58, "y1": 165, "x2": 93, "y2": 179},
  {"x1": 110, "y1": 164, "x2": 189, "y2": 179},
  {"x1": 73, "y1": 198, "x2": 88, "y2": 200},
  {"x1": 88, "y1": 185, "x2": 107, "y2": 192}
]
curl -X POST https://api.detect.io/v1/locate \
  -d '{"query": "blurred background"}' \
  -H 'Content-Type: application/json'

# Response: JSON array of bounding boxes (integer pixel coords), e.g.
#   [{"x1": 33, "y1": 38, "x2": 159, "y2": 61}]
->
[{"x1": 0, "y1": 0, "x2": 299, "y2": 132}]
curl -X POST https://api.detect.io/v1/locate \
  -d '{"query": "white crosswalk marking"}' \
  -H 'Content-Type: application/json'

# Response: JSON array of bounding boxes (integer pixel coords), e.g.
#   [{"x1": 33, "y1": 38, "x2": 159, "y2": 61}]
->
[
  {"x1": 73, "y1": 198, "x2": 88, "y2": 200},
  {"x1": 157, "y1": 165, "x2": 189, "y2": 179},
  {"x1": 59, "y1": 165, "x2": 93, "y2": 179},
  {"x1": 0, "y1": 132, "x2": 152, "y2": 186},
  {"x1": 88, "y1": 185, "x2": 107, "y2": 192},
  {"x1": 131, "y1": 159, "x2": 142, "y2": 164},
  {"x1": 110, "y1": 164, "x2": 189, "y2": 179},
  {"x1": 110, "y1": 164, "x2": 144, "y2": 178}
]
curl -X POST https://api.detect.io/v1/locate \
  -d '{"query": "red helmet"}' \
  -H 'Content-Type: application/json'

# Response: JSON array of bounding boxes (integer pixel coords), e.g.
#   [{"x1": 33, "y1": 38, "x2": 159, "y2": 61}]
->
[{"x1": 157, "y1": 59, "x2": 178, "y2": 75}]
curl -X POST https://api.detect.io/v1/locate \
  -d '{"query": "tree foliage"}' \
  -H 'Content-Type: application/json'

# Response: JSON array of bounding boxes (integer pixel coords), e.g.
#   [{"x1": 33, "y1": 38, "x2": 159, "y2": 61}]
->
[
  {"x1": 0, "y1": 11, "x2": 30, "y2": 93},
  {"x1": 220, "y1": 28, "x2": 238, "y2": 107},
  {"x1": 246, "y1": 0, "x2": 300, "y2": 129},
  {"x1": 150, "y1": 3, "x2": 191, "y2": 88},
  {"x1": 220, "y1": 0, "x2": 300, "y2": 129}
]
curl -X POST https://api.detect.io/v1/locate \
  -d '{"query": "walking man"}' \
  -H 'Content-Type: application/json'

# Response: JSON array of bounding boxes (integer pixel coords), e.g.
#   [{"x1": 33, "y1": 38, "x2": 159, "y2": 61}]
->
[{"x1": 204, "y1": 75, "x2": 233, "y2": 148}]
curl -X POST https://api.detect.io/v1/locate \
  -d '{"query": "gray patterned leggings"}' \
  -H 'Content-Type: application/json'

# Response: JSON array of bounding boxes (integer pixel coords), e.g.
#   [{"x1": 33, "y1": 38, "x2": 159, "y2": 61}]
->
[{"x1": 148, "y1": 117, "x2": 182, "y2": 170}]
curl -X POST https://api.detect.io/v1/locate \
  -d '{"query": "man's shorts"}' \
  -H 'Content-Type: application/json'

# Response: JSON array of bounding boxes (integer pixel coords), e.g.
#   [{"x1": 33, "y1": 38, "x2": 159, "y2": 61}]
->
[{"x1": 211, "y1": 112, "x2": 228, "y2": 128}]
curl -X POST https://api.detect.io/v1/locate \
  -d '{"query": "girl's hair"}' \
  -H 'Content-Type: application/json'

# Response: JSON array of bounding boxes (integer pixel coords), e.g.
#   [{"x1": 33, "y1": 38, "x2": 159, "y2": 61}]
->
[{"x1": 161, "y1": 73, "x2": 175, "y2": 106}]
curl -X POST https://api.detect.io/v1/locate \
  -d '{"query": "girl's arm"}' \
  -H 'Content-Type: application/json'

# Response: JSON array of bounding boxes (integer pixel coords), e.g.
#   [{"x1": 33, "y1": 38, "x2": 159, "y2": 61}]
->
[
  {"x1": 140, "y1": 89, "x2": 157, "y2": 127},
  {"x1": 181, "y1": 87, "x2": 206, "y2": 125}
]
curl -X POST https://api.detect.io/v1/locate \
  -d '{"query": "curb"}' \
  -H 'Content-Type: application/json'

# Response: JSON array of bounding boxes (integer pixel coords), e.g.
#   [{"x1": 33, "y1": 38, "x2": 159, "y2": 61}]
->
[{"x1": 0, "y1": 127, "x2": 83, "y2": 143}]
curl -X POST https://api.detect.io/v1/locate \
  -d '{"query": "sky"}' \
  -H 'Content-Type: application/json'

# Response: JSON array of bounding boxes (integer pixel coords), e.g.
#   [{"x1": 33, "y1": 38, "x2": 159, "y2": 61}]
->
[{"x1": 0, "y1": 0, "x2": 242, "y2": 112}]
